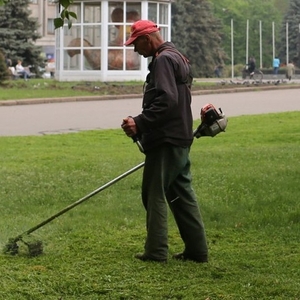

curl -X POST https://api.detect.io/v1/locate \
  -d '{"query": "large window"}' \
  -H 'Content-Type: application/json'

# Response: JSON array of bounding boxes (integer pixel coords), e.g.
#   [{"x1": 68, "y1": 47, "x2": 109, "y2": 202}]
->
[
  {"x1": 58, "y1": 0, "x2": 171, "y2": 79},
  {"x1": 64, "y1": 3, "x2": 101, "y2": 71},
  {"x1": 148, "y1": 2, "x2": 169, "y2": 45},
  {"x1": 159, "y1": 3, "x2": 169, "y2": 24},
  {"x1": 108, "y1": 2, "x2": 141, "y2": 70},
  {"x1": 47, "y1": 18, "x2": 55, "y2": 34},
  {"x1": 148, "y1": 3, "x2": 157, "y2": 23},
  {"x1": 84, "y1": 3, "x2": 101, "y2": 23}
]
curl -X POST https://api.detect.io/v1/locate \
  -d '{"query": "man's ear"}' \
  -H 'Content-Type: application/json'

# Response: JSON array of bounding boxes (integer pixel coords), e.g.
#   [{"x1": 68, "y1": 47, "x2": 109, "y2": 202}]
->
[{"x1": 143, "y1": 34, "x2": 151, "y2": 43}]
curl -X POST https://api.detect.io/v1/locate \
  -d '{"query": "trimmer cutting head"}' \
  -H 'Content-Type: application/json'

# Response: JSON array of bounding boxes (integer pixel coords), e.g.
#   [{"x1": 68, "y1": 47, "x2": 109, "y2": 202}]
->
[
  {"x1": 3, "y1": 238, "x2": 19, "y2": 255},
  {"x1": 3, "y1": 237, "x2": 43, "y2": 257}
]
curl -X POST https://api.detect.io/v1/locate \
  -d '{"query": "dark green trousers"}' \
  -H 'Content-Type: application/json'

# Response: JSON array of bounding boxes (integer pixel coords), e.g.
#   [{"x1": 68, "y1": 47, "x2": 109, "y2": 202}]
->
[{"x1": 142, "y1": 144, "x2": 208, "y2": 260}]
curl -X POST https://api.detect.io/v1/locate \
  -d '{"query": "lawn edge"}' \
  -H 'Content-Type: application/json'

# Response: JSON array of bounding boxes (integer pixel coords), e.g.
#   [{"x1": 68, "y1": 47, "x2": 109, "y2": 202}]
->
[{"x1": 1, "y1": 84, "x2": 300, "y2": 106}]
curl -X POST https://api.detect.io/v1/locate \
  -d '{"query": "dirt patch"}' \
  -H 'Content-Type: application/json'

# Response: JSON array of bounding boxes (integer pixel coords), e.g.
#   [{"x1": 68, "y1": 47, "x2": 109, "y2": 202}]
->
[{"x1": 71, "y1": 83, "x2": 145, "y2": 95}]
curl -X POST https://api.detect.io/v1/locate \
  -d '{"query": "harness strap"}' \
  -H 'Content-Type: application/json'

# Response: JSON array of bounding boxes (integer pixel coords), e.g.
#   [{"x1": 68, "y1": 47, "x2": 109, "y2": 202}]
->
[{"x1": 155, "y1": 47, "x2": 193, "y2": 88}]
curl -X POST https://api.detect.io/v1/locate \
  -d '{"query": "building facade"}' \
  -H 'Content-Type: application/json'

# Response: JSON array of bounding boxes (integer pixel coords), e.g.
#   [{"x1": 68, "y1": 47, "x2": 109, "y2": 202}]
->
[{"x1": 29, "y1": 0, "x2": 56, "y2": 60}]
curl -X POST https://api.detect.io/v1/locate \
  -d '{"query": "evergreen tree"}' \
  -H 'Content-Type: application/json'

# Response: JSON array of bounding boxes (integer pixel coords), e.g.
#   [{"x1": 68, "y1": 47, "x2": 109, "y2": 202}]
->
[
  {"x1": 172, "y1": 0, "x2": 226, "y2": 78},
  {"x1": 0, "y1": 0, "x2": 44, "y2": 73},
  {"x1": 0, "y1": 49, "x2": 9, "y2": 83},
  {"x1": 274, "y1": 0, "x2": 290, "y2": 15},
  {"x1": 279, "y1": 0, "x2": 300, "y2": 67}
]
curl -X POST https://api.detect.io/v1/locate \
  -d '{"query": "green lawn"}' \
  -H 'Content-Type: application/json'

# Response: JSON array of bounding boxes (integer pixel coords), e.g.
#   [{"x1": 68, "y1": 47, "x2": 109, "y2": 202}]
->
[
  {"x1": 0, "y1": 78, "x2": 248, "y2": 101},
  {"x1": 0, "y1": 112, "x2": 299, "y2": 299},
  {"x1": 0, "y1": 79, "x2": 145, "y2": 100}
]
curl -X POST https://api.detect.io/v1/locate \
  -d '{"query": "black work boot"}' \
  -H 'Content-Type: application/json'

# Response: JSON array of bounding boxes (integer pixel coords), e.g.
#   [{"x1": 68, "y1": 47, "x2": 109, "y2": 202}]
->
[
  {"x1": 172, "y1": 252, "x2": 208, "y2": 263},
  {"x1": 134, "y1": 253, "x2": 167, "y2": 263}
]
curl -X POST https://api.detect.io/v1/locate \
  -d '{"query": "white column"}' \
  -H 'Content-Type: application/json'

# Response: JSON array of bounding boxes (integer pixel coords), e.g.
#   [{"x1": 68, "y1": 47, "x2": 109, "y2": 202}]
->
[
  {"x1": 168, "y1": 3, "x2": 172, "y2": 41},
  {"x1": 286, "y1": 22, "x2": 289, "y2": 64},
  {"x1": 101, "y1": 0, "x2": 108, "y2": 81},
  {"x1": 246, "y1": 19, "x2": 249, "y2": 64},
  {"x1": 272, "y1": 22, "x2": 275, "y2": 60},
  {"x1": 259, "y1": 20, "x2": 262, "y2": 69},
  {"x1": 80, "y1": 2, "x2": 84, "y2": 72},
  {"x1": 231, "y1": 19, "x2": 234, "y2": 78},
  {"x1": 57, "y1": 3, "x2": 64, "y2": 81}
]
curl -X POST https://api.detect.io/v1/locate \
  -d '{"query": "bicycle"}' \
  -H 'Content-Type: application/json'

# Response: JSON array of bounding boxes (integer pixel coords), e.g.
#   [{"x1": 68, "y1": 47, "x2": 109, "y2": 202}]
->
[{"x1": 242, "y1": 65, "x2": 263, "y2": 81}]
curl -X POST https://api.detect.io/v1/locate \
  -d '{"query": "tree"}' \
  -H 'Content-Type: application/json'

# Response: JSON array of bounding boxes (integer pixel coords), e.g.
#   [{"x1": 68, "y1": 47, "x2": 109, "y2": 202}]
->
[
  {"x1": 172, "y1": 0, "x2": 226, "y2": 78},
  {"x1": 274, "y1": 0, "x2": 290, "y2": 15},
  {"x1": 208, "y1": 0, "x2": 283, "y2": 68},
  {"x1": 279, "y1": 0, "x2": 300, "y2": 67},
  {"x1": 0, "y1": 50, "x2": 8, "y2": 83},
  {"x1": 53, "y1": 0, "x2": 77, "y2": 29},
  {"x1": 0, "y1": 0, "x2": 44, "y2": 72}
]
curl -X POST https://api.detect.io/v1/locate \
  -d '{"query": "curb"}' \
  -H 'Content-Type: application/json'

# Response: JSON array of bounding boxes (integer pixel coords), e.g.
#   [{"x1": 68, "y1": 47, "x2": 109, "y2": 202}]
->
[
  {"x1": 0, "y1": 94, "x2": 141, "y2": 106},
  {"x1": 191, "y1": 84, "x2": 300, "y2": 96},
  {"x1": 1, "y1": 84, "x2": 300, "y2": 106}
]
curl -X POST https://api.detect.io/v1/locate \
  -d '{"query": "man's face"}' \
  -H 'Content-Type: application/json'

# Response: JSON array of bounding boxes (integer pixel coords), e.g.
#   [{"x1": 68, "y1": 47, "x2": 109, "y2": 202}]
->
[{"x1": 132, "y1": 35, "x2": 151, "y2": 57}]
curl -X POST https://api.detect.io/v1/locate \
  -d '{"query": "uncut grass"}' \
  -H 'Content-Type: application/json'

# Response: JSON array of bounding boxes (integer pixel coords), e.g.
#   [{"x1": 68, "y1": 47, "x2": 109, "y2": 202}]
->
[
  {"x1": 0, "y1": 79, "x2": 145, "y2": 100},
  {"x1": 0, "y1": 112, "x2": 300, "y2": 299}
]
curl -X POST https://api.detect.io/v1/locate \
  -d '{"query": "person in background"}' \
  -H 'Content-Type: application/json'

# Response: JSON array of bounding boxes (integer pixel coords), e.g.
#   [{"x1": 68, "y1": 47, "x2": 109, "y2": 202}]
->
[
  {"x1": 273, "y1": 56, "x2": 280, "y2": 75},
  {"x1": 286, "y1": 61, "x2": 295, "y2": 81},
  {"x1": 214, "y1": 65, "x2": 221, "y2": 78},
  {"x1": 121, "y1": 20, "x2": 208, "y2": 263},
  {"x1": 15, "y1": 60, "x2": 30, "y2": 80},
  {"x1": 248, "y1": 56, "x2": 256, "y2": 76},
  {"x1": 5, "y1": 57, "x2": 12, "y2": 68}
]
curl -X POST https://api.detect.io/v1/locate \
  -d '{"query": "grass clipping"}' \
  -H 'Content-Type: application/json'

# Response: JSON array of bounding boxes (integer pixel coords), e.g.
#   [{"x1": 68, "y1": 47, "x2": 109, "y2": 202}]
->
[{"x1": 3, "y1": 236, "x2": 43, "y2": 257}]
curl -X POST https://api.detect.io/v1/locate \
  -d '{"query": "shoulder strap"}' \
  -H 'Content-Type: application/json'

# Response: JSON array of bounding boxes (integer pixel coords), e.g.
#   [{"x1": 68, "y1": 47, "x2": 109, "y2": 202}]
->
[
  {"x1": 156, "y1": 47, "x2": 193, "y2": 88},
  {"x1": 156, "y1": 47, "x2": 190, "y2": 66}
]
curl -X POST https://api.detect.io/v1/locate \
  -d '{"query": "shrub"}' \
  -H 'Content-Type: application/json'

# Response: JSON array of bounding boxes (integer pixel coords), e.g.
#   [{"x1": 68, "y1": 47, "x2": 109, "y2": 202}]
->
[
  {"x1": 222, "y1": 64, "x2": 245, "y2": 78},
  {"x1": 0, "y1": 49, "x2": 9, "y2": 83}
]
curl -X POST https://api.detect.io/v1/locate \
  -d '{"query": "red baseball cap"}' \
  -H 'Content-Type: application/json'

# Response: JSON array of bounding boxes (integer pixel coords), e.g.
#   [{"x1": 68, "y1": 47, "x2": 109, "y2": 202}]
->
[{"x1": 124, "y1": 20, "x2": 160, "y2": 46}]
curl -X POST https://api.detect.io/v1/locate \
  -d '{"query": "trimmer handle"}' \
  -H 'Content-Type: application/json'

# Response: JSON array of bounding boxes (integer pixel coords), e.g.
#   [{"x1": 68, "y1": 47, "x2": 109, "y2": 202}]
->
[
  {"x1": 122, "y1": 116, "x2": 144, "y2": 153},
  {"x1": 132, "y1": 135, "x2": 144, "y2": 153}
]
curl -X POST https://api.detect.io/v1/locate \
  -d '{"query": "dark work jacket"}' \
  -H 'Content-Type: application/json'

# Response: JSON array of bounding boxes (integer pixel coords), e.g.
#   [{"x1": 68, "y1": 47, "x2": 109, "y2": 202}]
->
[{"x1": 133, "y1": 42, "x2": 194, "y2": 152}]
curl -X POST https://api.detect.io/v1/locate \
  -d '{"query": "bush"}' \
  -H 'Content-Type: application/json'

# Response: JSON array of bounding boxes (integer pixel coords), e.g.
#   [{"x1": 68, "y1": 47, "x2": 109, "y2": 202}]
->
[
  {"x1": 0, "y1": 50, "x2": 9, "y2": 83},
  {"x1": 222, "y1": 64, "x2": 245, "y2": 78}
]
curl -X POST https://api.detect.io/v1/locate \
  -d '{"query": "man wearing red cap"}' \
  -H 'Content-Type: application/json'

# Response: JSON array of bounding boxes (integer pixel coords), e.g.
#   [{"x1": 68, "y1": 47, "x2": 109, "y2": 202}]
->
[{"x1": 121, "y1": 20, "x2": 208, "y2": 263}]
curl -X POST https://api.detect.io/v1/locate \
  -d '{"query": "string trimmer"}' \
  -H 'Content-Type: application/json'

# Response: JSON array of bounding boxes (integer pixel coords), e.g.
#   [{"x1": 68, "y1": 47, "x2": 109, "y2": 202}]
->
[
  {"x1": 3, "y1": 162, "x2": 144, "y2": 256},
  {"x1": 3, "y1": 104, "x2": 227, "y2": 257}
]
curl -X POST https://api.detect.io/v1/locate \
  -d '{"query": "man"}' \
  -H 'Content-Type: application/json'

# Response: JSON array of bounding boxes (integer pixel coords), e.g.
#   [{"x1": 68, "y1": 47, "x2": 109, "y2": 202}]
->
[
  {"x1": 273, "y1": 56, "x2": 280, "y2": 75},
  {"x1": 121, "y1": 20, "x2": 208, "y2": 263},
  {"x1": 248, "y1": 56, "x2": 256, "y2": 77}
]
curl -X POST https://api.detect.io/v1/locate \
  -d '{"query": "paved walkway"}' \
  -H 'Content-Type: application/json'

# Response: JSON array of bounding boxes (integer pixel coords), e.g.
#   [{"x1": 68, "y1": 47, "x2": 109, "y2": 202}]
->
[{"x1": 0, "y1": 88, "x2": 300, "y2": 136}]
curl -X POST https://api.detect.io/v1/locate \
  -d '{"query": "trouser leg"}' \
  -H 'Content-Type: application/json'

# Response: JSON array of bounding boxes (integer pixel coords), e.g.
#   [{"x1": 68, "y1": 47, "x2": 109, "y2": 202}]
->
[
  {"x1": 166, "y1": 159, "x2": 208, "y2": 258},
  {"x1": 141, "y1": 144, "x2": 189, "y2": 259},
  {"x1": 141, "y1": 146, "x2": 169, "y2": 259},
  {"x1": 141, "y1": 144, "x2": 207, "y2": 260}
]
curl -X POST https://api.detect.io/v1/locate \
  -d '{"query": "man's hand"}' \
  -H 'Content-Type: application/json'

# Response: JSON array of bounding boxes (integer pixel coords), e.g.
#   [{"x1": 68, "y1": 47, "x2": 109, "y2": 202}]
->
[{"x1": 121, "y1": 117, "x2": 137, "y2": 137}]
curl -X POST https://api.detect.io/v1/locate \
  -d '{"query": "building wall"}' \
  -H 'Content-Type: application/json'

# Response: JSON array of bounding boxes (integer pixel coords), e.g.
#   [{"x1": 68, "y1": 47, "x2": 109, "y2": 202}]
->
[{"x1": 29, "y1": 0, "x2": 56, "y2": 59}]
